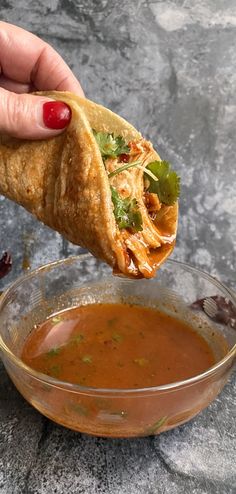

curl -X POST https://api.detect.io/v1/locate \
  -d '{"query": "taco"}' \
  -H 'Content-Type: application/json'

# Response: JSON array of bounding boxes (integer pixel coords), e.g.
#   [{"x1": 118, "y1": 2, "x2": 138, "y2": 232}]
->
[{"x1": 0, "y1": 91, "x2": 180, "y2": 278}]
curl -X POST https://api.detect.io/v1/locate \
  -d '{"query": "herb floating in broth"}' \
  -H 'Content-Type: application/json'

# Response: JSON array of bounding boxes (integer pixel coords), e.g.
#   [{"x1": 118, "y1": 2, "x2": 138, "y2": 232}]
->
[
  {"x1": 133, "y1": 358, "x2": 149, "y2": 367},
  {"x1": 147, "y1": 416, "x2": 168, "y2": 435},
  {"x1": 82, "y1": 355, "x2": 92, "y2": 364},
  {"x1": 47, "y1": 347, "x2": 61, "y2": 357},
  {"x1": 107, "y1": 317, "x2": 118, "y2": 327},
  {"x1": 112, "y1": 332, "x2": 123, "y2": 343},
  {"x1": 71, "y1": 334, "x2": 84, "y2": 345},
  {"x1": 70, "y1": 403, "x2": 89, "y2": 416},
  {"x1": 48, "y1": 365, "x2": 61, "y2": 378},
  {"x1": 51, "y1": 316, "x2": 62, "y2": 325}
]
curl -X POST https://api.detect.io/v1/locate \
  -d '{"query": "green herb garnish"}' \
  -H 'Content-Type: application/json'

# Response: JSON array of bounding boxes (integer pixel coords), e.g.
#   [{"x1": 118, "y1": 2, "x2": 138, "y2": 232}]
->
[
  {"x1": 51, "y1": 316, "x2": 62, "y2": 325},
  {"x1": 146, "y1": 161, "x2": 180, "y2": 205},
  {"x1": 108, "y1": 160, "x2": 141, "y2": 178},
  {"x1": 47, "y1": 347, "x2": 61, "y2": 357},
  {"x1": 111, "y1": 187, "x2": 142, "y2": 232},
  {"x1": 107, "y1": 317, "x2": 118, "y2": 327},
  {"x1": 71, "y1": 403, "x2": 89, "y2": 416},
  {"x1": 93, "y1": 130, "x2": 130, "y2": 159},
  {"x1": 112, "y1": 332, "x2": 123, "y2": 343},
  {"x1": 64, "y1": 401, "x2": 89, "y2": 416},
  {"x1": 81, "y1": 355, "x2": 92, "y2": 364},
  {"x1": 108, "y1": 160, "x2": 160, "y2": 181},
  {"x1": 146, "y1": 416, "x2": 168, "y2": 435},
  {"x1": 71, "y1": 334, "x2": 84, "y2": 345},
  {"x1": 133, "y1": 358, "x2": 149, "y2": 367},
  {"x1": 48, "y1": 365, "x2": 61, "y2": 378}
]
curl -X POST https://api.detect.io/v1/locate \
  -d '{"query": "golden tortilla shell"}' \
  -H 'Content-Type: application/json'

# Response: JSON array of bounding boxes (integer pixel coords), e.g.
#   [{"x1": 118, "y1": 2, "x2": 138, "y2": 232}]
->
[{"x1": 0, "y1": 91, "x2": 178, "y2": 277}]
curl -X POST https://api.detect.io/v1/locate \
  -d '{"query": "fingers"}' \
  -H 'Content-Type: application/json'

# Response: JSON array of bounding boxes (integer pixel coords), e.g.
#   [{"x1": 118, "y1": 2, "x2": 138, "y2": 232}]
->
[
  {"x1": 31, "y1": 44, "x2": 84, "y2": 95},
  {"x1": 0, "y1": 22, "x2": 83, "y2": 139},
  {"x1": 0, "y1": 21, "x2": 84, "y2": 96},
  {"x1": 0, "y1": 75, "x2": 33, "y2": 94},
  {"x1": 0, "y1": 88, "x2": 72, "y2": 139}
]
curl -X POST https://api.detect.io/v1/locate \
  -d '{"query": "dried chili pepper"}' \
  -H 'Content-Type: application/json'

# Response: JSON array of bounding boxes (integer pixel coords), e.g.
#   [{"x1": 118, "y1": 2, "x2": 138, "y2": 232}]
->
[
  {"x1": 0, "y1": 252, "x2": 12, "y2": 280},
  {"x1": 191, "y1": 295, "x2": 236, "y2": 329}
]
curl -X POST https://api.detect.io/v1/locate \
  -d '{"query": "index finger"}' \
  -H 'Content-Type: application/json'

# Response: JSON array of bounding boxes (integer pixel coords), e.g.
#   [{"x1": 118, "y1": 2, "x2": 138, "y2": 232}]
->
[{"x1": 0, "y1": 21, "x2": 84, "y2": 96}]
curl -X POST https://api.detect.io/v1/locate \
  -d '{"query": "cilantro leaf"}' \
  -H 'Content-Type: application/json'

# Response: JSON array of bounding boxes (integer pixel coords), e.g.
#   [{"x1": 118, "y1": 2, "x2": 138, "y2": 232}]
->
[
  {"x1": 47, "y1": 347, "x2": 61, "y2": 357},
  {"x1": 133, "y1": 358, "x2": 149, "y2": 367},
  {"x1": 111, "y1": 187, "x2": 143, "y2": 232},
  {"x1": 93, "y1": 130, "x2": 130, "y2": 159},
  {"x1": 82, "y1": 355, "x2": 92, "y2": 364},
  {"x1": 146, "y1": 161, "x2": 180, "y2": 205}
]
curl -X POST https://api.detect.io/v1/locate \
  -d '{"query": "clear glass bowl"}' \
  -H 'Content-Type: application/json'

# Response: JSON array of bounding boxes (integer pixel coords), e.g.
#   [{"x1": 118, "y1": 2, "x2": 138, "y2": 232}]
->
[{"x1": 0, "y1": 255, "x2": 235, "y2": 437}]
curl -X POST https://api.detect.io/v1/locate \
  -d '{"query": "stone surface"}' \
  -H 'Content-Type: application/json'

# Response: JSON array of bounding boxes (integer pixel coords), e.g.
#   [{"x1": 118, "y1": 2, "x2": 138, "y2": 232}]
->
[{"x1": 0, "y1": 1, "x2": 235, "y2": 493}]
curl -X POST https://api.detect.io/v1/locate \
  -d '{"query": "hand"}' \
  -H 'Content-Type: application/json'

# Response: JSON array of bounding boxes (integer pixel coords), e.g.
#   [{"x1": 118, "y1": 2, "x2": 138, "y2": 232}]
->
[{"x1": 0, "y1": 22, "x2": 84, "y2": 139}]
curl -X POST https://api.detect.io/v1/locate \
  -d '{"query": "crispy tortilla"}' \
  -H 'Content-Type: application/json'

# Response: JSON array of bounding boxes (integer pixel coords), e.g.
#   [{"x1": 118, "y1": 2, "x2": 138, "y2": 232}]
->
[{"x1": 0, "y1": 91, "x2": 178, "y2": 278}]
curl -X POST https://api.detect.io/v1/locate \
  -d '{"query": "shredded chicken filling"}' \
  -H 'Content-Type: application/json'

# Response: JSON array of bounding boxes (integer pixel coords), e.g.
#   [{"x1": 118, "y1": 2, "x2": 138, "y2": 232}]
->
[{"x1": 104, "y1": 138, "x2": 175, "y2": 277}]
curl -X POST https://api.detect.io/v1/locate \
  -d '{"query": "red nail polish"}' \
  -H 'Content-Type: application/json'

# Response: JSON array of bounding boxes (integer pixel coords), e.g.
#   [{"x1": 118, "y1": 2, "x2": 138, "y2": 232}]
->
[{"x1": 43, "y1": 101, "x2": 71, "y2": 129}]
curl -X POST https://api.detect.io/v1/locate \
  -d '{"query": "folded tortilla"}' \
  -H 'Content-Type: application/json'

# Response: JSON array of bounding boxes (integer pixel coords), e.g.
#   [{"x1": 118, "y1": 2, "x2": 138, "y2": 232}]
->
[{"x1": 0, "y1": 91, "x2": 178, "y2": 278}]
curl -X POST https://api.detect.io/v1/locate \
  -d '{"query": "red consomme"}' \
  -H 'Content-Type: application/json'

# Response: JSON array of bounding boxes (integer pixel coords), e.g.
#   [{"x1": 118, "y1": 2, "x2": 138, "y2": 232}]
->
[{"x1": 21, "y1": 303, "x2": 215, "y2": 389}]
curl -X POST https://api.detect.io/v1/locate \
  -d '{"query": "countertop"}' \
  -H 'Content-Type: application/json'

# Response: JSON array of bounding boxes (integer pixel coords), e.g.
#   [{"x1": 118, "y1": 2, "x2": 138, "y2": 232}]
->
[{"x1": 0, "y1": 1, "x2": 235, "y2": 493}]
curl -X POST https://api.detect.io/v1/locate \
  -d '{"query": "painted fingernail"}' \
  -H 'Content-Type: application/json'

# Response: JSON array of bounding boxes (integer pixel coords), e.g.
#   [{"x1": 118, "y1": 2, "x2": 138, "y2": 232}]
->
[{"x1": 43, "y1": 101, "x2": 71, "y2": 129}]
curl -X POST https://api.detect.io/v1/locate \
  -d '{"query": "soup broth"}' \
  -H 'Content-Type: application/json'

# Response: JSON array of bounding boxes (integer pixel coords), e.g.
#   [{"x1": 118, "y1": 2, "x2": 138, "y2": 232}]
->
[{"x1": 22, "y1": 303, "x2": 215, "y2": 388}]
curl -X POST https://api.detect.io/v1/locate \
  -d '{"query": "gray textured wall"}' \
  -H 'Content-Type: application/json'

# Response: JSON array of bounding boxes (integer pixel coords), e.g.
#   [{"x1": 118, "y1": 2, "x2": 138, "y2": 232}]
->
[{"x1": 0, "y1": 0, "x2": 235, "y2": 289}]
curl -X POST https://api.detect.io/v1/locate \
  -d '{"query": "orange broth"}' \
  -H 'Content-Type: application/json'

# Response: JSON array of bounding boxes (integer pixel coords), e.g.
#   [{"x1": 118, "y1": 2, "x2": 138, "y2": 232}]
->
[{"x1": 22, "y1": 303, "x2": 215, "y2": 388}]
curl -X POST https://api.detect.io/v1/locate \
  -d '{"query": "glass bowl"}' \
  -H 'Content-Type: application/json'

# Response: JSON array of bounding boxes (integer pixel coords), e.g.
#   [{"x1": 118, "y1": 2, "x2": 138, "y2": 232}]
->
[{"x1": 0, "y1": 255, "x2": 235, "y2": 438}]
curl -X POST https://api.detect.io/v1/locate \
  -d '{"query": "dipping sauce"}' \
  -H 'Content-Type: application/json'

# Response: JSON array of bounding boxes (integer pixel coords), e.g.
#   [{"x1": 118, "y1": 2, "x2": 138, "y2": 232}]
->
[{"x1": 22, "y1": 303, "x2": 215, "y2": 388}]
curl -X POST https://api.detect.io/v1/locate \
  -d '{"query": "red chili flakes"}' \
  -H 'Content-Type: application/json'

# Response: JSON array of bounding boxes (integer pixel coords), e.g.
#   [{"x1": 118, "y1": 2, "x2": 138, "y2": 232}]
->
[{"x1": 119, "y1": 154, "x2": 129, "y2": 163}]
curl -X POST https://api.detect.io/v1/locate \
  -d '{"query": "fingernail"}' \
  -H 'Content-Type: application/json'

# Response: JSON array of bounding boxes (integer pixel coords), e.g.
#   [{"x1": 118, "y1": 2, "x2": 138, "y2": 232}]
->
[{"x1": 43, "y1": 101, "x2": 71, "y2": 129}]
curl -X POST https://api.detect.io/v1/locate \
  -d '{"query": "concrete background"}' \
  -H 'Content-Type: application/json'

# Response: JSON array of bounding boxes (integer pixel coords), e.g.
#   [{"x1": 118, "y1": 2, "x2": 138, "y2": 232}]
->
[{"x1": 0, "y1": 1, "x2": 235, "y2": 493}]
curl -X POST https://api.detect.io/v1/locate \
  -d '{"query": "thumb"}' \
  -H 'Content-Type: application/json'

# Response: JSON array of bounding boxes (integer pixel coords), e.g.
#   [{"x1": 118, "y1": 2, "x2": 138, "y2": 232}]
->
[{"x1": 0, "y1": 88, "x2": 71, "y2": 139}]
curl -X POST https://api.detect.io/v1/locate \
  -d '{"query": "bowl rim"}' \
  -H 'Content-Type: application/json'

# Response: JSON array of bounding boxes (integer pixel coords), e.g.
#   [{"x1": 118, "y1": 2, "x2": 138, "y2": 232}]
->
[{"x1": 0, "y1": 254, "x2": 235, "y2": 395}]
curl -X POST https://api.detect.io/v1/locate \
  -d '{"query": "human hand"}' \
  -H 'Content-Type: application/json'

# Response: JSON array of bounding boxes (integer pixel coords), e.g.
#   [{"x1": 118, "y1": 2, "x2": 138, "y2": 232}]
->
[{"x1": 0, "y1": 22, "x2": 84, "y2": 139}]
